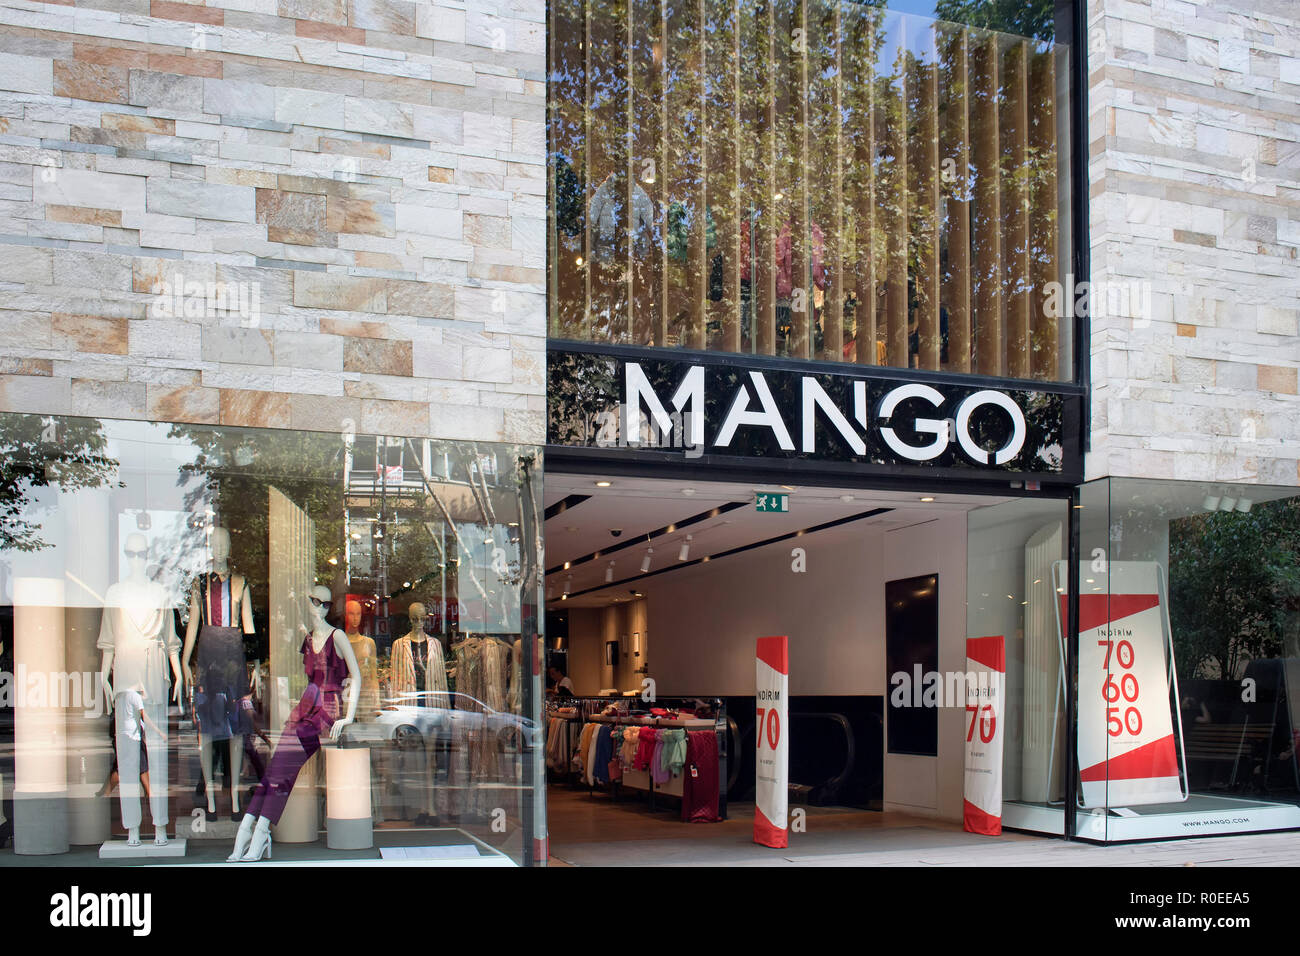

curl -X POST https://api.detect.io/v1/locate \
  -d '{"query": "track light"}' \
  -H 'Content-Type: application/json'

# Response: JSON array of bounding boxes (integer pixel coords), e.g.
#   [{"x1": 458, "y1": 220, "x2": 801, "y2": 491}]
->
[
  {"x1": 678, "y1": 535, "x2": 692, "y2": 562},
  {"x1": 641, "y1": 547, "x2": 653, "y2": 573},
  {"x1": 605, "y1": 561, "x2": 615, "y2": 583}
]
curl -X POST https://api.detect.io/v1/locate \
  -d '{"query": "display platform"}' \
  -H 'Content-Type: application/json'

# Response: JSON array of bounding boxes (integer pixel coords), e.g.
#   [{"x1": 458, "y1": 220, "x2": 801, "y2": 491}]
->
[
  {"x1": 99, "y1": 839, "x2": 188, "y2": 859},
  {"x1": 1003, "y1": 794, "x2": 1300, "y2": 841}
]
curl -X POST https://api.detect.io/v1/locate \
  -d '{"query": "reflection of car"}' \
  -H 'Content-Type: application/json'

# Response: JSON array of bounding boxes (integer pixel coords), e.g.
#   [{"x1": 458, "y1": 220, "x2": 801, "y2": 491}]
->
[{"x1": 344, "y1": 692, "x2": 541, "y2": 752}]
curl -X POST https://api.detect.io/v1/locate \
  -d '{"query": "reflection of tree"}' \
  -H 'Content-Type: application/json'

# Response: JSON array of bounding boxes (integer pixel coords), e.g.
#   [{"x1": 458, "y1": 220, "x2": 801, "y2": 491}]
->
[
  {"x1": 168, "y1": 425, "x2": 348, "y2": 638},
  {"x1": 1169, "y1": 498, "x2": 1300, "y2": 681},
  {"x1": 0, "y1": 414, "x2": 120, "y2": 552},
  {"x1": 934, "y1": 0, "x2": 1055, "y2": 43},
  {"x1": 547, "y1": 351, "x2": 618, "y2": 446}
]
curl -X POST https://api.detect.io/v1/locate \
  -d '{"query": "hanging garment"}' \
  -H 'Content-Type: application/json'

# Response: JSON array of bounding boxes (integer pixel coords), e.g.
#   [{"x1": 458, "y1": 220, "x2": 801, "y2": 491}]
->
[
  {"x1": 662, "y1": 729, "x2": 688, "y2": 777},
  {"x1": 681, "y1": 730, "x2": 721, "y2": 823},
  {"x1": 635, "y1": 725, "x2": 657, "y2": 771},
  {"x1": 391, "y1": 635, "x2": 448, "y2": 701},
  {"x1": 650, "y1": 730, "x2": 670, "y2": 786},
  {"x1": 246, "y1": 631, "x2": 348, "y2": 825},
  {"x1": 593, "y1": 725, "x2": 613, "y2": 785}
]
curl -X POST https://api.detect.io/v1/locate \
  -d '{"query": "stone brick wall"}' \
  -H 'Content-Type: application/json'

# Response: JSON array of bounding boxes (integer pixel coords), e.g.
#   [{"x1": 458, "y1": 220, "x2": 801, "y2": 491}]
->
[
  {"x1": 1087, "y1": 0, "x2": 1300, "y2": 486},
  {"x1": 0, "y1": 0, "x2": 545, "y2": 445}
]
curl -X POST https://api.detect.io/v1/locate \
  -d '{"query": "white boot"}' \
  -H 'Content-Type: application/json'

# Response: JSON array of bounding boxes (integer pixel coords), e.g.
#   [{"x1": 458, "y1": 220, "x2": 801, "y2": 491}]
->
[
  {"x1": 227, "y1": 814, "x2": 255, "y2": 862},
  {"x1": 241, "y1": 817, "x2": 272, "y2": 862}
]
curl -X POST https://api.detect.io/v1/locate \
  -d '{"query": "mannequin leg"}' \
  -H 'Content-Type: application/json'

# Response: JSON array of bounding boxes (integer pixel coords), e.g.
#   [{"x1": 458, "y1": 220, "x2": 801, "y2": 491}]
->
[
  {"x1": 228, "y1": 737, "x2": 243, "y2": 815},
  {"x1": 144, "y1": 701, "x2": 169, "y2": 840},
  {"x1": 114, "y1": 695, "x2": 144, "y2": 836},
  {"x1": 198, "y1": 733, "x2": 217, "y2": 814}
]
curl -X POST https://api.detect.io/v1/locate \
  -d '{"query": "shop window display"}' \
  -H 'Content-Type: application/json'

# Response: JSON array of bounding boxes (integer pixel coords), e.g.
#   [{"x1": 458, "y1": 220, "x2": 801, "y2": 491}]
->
[{"x1": 0, "y1": 413, "x2": 544, "y2": 865}]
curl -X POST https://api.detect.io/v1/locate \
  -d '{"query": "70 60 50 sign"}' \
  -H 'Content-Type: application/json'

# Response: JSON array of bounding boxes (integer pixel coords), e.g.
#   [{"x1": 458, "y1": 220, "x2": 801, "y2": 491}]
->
[{"x1": 1100, "y1": 639, "x2": 1142, "y2": 737}]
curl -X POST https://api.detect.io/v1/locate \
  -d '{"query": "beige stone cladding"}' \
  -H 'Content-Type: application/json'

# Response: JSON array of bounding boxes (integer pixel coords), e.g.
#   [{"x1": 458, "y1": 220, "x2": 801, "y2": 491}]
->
[
  {"x1": 0, "y1": 0, "x2": 545, "y2": 445},
  {"x1": 1087, "y1": 0, "x2": 1300, "y2": 485}
]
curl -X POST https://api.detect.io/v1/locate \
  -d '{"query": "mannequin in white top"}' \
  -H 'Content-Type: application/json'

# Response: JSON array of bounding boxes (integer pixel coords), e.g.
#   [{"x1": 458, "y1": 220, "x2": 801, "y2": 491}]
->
[
  {"x1": 181, "y1": 526, "x2": 255, "y2": 818},
  {"x1": 98, "y1": 532, "x2": 183, "y2": 848}
]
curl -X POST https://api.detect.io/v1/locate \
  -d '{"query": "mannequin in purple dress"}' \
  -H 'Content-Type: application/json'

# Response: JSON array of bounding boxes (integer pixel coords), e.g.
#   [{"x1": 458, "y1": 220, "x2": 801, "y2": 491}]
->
[{"x1": 228, "y1": 585, "x2": 359, "y2": 862}]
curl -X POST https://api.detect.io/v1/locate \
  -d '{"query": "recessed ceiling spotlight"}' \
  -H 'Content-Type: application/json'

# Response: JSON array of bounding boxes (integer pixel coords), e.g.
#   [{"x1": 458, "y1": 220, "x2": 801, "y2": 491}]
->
[
  {"x1": 595, "y1": 480, "x2": 612, "y2": 488},
  {"x1": 840, "y1": 494, "x2": 854, "y2": 503},
  {"x1": 920, "y1": 496, "x2": 935, "y2": 502},
  {"x1": 681, "y1": 488, "x2": 696, "y2": 496}
]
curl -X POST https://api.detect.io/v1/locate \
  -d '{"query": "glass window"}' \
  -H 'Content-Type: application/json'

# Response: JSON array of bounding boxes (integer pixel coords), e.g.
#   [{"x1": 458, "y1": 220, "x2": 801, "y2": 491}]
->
[
  {"x1": 1074, "y1": 477, "x2": 1300, "y2": 841},
  {"x1": 0, "y1": 413, "x2": 544, "y2": 865},
  {"x1": 967, "y1": 494, "x2": 1069, "y2": 836},
  {"x1": 549, "y1": 0, "x2": 1074, "y2": 380}
]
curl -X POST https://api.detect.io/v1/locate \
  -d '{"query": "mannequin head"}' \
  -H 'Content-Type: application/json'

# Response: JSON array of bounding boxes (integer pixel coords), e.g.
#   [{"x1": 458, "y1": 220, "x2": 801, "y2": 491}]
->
[
  {"x1": 408, "y1": 602, "x2": 426, "y2": 637},
  {"x1": 210, "y1": 526, "x2": 231, "y2": 572},
  {"x1": 307, "y1": 584, "x2": 332, "y2": 628},
  {"x1": 123, "y1": 532, "x2": 149, "y2": 580},
  {"x1": 345, "y1": 599, "x2": 362, "y2": 634}
]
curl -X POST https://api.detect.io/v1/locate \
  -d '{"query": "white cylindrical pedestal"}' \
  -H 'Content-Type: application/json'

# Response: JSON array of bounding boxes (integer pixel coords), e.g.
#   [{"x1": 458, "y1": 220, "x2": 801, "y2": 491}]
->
[
  {"x1": 14, "y1": 577, "x2": 68, "y2": 855},
  {"x1": 325, "y1": 747, "x2": 373, "y2": 850}
]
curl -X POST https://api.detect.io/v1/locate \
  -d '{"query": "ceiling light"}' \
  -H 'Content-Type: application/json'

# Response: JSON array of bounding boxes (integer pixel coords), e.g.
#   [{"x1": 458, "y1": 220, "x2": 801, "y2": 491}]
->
[
  {"x1": 605, "y1": 561, "x2": 615, "y2": 583},
  {"x1": 595, "y1": 480, "x2": 612, "y2": 487},
  {"x1": 840, "y1": 494, "x2": 854, "y2": 503},
  {"x1": 328, "y1": 555, "x2": 338, "y2": 565},
  {"x1": 563, "y1": 561, "x2": 570, "y2": 570},
  {"x1": 678, "y1": 535, "x2": 692, "y2": 561},
  {"x1": 920, "y1": 496, "x2": 935, "y2": 502},
  {"x1": 641, "y1": 547, "x2": 653, "y2": 573},
  {"x1": 681, "y1": 488, "x2": 696, "y2": 496}
]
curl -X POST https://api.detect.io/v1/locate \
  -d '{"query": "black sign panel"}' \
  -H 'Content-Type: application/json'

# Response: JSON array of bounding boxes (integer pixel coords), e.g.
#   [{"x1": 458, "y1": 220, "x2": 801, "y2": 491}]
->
[{"x1": 548, "y1": 346, "x2": 1083, "y2": 483}]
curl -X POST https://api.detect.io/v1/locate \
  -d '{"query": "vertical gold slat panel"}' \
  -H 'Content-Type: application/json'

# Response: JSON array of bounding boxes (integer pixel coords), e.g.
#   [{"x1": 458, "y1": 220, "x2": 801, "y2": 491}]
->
[
  {"x1": 705, "y1": 0, "x2": 739, "y2": 352},
  {"x1": 971, "y1": 31, "x2": 1002, "y2": 377},
  {"x1": 823, "y1": 2, "x2": 845, "y2": 363},
  {"x1": 654, "y1": 0, "x2": 669, "y2": 347},
  {"x1": 724, "y1": 0, "x2": 743, "y2": 353},
  {"x1": 913, "y1": 51, "x2": 940, "y2": 371},
  {"x1": 1003, "y1": 39, "x2": 1030, "y2": 379},
  {"x1": 884, "y1": 19, "x2": 908, "y2": 369},
  {"x1": 591, "y1": 0, "x2": 628, "y2": 342},
  {"x1": 687, "y1": 0, "x2": 708, "y2": 350},
  {"x1": 630, "y1": 0, "x2": 661, "y2": 347},
  {"x1": 788, "y1": 0, "x2": 810, "y2": 360},
  {"x1": 582, "y1": 0, "x2": 594, "y2": 338},
  {"x1": 940, "y1": 27, "x2": 971, "y2": 373},
  {"x1": 664, "y1": 0, "x2": 692, "y2": 346},
  {"x1": 1029, "y1": 47, "x2": 1060, "y2": 380},
  {"x1": 547, "y1": 0, "x2": 558, "y2": 337},
  {"x1": 849, "y1": 6, "x2": 876, "y2": 365},
  {"x1": 754, "y1": 0, "x2": 777, "y2": 356},
  {"x1": 621, "y1": 0, "x2": 635, "y2": 344}
]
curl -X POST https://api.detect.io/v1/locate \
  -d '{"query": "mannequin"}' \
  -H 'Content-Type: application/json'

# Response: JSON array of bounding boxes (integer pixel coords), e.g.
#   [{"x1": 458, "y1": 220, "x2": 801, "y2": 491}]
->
[
  {"x1": 228, "y1": 585, "x2": 359, "y2": 862},
  {"x1": 98, "y1": 532, "x2": 183, "y2": 847},
  {"x1": 343, "y1": 599, "x2": 380, "y2": 720},
  {"x1": 389, "y1": 603, "x2": 446, "y2": 823},
  {"x1": 181, "y1": 526, "x2": 254, "y2": 818}
]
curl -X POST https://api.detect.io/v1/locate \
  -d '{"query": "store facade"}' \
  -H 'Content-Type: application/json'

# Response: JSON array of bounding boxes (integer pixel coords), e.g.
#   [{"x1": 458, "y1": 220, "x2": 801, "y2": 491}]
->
[{"x1": 0, "y1": 0, "x2": 1298, "y2": 869}]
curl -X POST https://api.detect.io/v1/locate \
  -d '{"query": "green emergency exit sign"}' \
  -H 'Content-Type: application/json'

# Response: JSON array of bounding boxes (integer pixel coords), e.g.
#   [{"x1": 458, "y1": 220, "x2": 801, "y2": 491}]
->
[{"x1": 755, "y1": 492, "x2": 789, "y2": 513}]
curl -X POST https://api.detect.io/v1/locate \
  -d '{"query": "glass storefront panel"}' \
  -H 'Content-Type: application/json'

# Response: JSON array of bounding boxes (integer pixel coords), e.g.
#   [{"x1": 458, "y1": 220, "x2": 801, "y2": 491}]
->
[
  {"x1": 0, "y1": 413, "x2": 544, "y2": 864},
  {"x1": 1074, "y1": 477, "x2": 1300, "y2": 841},
  {"x1": 967, "y1": 495, "x2": 1069, "y2": 835},
  {"x1": 548, "y1": 0, "x2": 1074, "y2": 380}
]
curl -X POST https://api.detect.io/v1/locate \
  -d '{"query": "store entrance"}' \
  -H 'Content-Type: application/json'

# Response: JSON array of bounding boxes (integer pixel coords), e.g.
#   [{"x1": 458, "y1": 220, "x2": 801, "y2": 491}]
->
[{"x1": 541, "y1": 471, "x2": 1065, "y2": 865}]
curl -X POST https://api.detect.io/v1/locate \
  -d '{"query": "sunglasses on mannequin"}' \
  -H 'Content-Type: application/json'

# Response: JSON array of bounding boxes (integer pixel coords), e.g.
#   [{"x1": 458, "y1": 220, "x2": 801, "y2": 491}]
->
[
  {"x1": 124, "y1": 549, "x2": 148, "y2": 559},
  {"x1": 310, "y1": 597, "x2": 332, "y2": 611}
]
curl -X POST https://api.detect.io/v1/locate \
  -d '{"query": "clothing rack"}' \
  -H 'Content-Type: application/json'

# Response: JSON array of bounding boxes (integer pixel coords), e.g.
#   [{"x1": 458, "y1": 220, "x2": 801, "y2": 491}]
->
[{"x1": 564, "y1": 697, "x2": 728, "y2": 821}]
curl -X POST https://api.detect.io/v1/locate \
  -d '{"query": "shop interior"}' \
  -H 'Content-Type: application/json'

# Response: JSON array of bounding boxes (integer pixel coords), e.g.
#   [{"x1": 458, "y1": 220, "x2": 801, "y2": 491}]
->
[
  {"x1": 540, "y1": 471, "x2": 1046, "y2": 863},
  {"x1": 541, "y1": 473, "x2": 1300, "y2": 863}
]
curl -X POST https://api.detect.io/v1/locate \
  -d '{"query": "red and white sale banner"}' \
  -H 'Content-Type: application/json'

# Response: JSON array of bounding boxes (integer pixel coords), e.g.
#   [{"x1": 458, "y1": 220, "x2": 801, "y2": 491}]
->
[
  {"x1": 754, "y1": 635, "x2": 789, "y2": 848},
  {"x1": 1055, "y1": 561, "x2": 1184, "y2": 808},
  {"x1": 963, "y1": 636, "x2": 1006, "y2": 836}
]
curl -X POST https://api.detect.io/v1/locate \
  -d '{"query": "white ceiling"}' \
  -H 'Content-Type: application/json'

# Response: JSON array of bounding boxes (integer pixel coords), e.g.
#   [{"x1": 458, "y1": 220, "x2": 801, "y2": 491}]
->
[{"x1": 543, "y1": 473, "x2": 1012, "y2": 608}]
